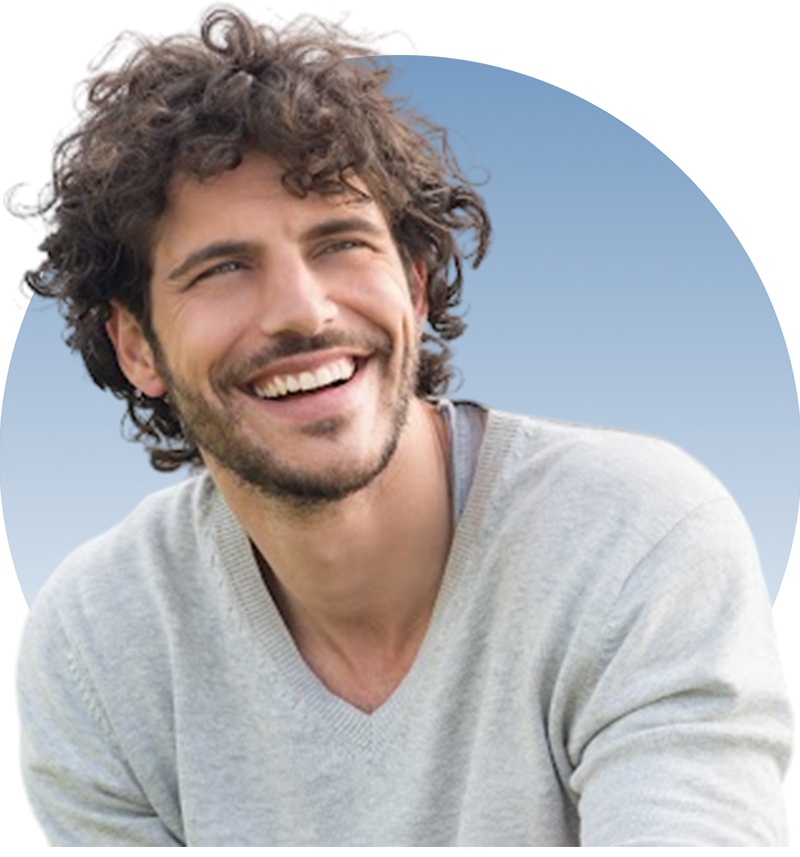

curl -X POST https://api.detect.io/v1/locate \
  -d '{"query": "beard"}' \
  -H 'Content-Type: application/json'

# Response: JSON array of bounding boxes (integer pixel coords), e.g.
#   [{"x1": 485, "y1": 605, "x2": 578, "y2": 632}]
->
[{"x1": 150, "y1": 331, "x2": 418, "y2": 506}]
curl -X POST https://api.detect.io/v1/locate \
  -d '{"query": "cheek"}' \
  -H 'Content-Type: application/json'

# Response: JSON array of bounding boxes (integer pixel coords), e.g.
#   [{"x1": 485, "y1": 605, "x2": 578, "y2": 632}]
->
[{"x1": 152, "y1": 295, "x2": 252, "y2": 378}]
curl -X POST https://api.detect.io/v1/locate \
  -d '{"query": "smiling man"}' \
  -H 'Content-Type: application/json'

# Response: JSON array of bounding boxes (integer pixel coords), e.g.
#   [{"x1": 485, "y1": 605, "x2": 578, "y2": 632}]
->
[
  {"x1": 15, "y1": 7, "x2": 791, "y2": 846},
  {"x1": 107, "y1": 152, "x2": 451, "y2": 715}
]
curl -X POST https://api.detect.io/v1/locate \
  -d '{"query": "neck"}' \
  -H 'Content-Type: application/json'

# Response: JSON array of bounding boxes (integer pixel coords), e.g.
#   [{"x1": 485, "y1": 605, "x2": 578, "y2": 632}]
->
[{"x1": 206, "y1": 398, "x2": 453, "y2": 707}]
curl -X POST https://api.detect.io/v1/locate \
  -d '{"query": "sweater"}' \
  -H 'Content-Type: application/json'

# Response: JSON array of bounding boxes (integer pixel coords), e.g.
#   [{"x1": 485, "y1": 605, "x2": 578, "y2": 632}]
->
[{"x1": 17, "y1": 404, "x2": 792, "y2": 845}]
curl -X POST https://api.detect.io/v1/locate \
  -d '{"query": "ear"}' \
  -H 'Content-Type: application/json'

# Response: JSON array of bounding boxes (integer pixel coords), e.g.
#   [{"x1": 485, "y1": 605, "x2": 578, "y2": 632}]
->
[
  {"x1": 105, "y1": 302, "x2": 168, "y2": 397},
  {"x1": 409, "y1": 258, "x2": 429, "y2": 329}
]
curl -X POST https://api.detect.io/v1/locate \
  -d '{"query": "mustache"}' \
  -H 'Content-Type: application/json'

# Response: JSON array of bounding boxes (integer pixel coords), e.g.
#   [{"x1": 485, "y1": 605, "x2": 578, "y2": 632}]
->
[{"x1": 228, "y1": 337, "x2": 392, "y2": 386}]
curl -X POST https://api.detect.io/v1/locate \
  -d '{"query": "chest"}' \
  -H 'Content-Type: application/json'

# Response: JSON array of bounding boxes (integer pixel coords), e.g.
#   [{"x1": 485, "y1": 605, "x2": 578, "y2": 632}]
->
[{"x1": 298, "y1": 637, "x2": 422, "y2": 714}]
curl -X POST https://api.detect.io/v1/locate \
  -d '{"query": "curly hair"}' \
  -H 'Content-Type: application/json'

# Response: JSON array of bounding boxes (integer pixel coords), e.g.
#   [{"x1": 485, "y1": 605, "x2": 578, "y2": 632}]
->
[{"x1": 19, "y1": 6, "x2": 491, "y2": 471}]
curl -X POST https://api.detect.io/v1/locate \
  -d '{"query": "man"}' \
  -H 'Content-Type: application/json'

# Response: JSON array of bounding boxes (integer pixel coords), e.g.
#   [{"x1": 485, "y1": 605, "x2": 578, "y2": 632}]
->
[
  {"x1": 108, "y1": 149, "x2": 452, "y2": 711},
  {"x1": 16, "y1": 6, "x2": 791, "y2": 846}
]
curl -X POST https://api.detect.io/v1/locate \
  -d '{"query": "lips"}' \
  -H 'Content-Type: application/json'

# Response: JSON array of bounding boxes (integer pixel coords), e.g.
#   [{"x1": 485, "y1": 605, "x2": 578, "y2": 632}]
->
[
  {"x1": 251, "y1": 356, "x2": 357, "y2": 400},
  {"x1": 243, "y1": 358, "x2": 372, "y2": 427}
]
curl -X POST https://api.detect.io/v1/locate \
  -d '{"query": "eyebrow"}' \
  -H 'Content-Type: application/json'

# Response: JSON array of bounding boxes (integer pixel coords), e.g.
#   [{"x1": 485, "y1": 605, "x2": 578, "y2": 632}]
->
[{"x1": 166, "y1": 217, "x2": 386, "y2": 282}]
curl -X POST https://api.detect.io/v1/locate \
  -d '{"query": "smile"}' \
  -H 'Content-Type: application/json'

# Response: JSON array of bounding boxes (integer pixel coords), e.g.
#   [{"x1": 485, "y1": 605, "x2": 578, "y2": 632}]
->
[
  {"x1": 251, "y1": 357, "x2": 357, "y2": 400},
  {"x1": 245, "y1": 358, "x2": 372, "y2": 420}
]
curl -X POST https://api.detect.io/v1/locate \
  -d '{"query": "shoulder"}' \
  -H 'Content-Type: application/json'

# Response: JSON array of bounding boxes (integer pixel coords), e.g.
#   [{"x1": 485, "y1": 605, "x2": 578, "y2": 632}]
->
[
  {"x1": 457, "y1": 407, "x2": 768, "y2": 625},
  {"x1": 472, "y1": 409, "x2": 752, "y2": 581},
  {"x1": 22, "y1": 473, "x2": 220, "y2": 662},
  {"x1": 476, "y1": 408, "x2": 731, "y2": 530}
]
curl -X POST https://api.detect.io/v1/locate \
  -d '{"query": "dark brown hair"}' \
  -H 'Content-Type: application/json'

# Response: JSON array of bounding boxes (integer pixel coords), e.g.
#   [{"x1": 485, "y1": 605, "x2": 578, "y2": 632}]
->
[{"x1": 19, "y1": 6, "x2": 491, "y2": 471}]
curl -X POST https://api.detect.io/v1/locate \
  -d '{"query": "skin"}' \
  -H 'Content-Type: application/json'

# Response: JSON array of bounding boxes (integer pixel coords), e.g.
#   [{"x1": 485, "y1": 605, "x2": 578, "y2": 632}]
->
[{"x1": 106, "y1": 153, "x2": 454, "y2": 712}]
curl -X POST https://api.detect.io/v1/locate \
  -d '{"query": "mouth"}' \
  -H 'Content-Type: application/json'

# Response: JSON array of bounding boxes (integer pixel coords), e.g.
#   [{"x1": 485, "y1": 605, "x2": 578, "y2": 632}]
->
[
  {"x1": 242, "y1": 356, "x2": 372, "y2": 418},
  {"x1": 249, "y1": 356, "x2": 359, "y2": 401}
]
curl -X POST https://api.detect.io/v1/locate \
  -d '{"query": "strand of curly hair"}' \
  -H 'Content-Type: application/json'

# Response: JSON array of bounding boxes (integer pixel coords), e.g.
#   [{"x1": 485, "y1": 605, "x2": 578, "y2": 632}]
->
[{"x1": 15, "y1": 6, "x2": 492, "y2": 472}]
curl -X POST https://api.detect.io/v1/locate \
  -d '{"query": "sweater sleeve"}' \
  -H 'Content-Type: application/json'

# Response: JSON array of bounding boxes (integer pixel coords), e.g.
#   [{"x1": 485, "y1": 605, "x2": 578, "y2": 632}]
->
[
  {"x1": 17, "y1": 589, "x2": 184, "y2": 846},
  {"x1": 561, "y1": 496, "x2": 792, "y2": 846}
]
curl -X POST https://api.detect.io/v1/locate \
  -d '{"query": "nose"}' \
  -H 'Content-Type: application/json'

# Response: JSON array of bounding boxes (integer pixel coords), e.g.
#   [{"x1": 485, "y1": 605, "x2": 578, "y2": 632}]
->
[{"x1": 258, "y1": 254, "x2": 338, "y2": 338}]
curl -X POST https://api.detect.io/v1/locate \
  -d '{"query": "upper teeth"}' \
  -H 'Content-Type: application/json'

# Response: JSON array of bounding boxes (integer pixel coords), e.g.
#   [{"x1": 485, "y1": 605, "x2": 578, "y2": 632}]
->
[{"x1": 252, "y1": 358, "x2": 356, "y2": 399}]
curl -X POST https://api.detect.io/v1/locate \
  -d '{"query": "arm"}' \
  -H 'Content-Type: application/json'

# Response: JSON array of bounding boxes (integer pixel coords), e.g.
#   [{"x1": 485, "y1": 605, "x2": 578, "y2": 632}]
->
[
  {"x1": 560, "y1": 497, "x2": 792, "y2": 845},
  {"x1": 17, "y1": 591, "x2": 184, "y2": 846}
]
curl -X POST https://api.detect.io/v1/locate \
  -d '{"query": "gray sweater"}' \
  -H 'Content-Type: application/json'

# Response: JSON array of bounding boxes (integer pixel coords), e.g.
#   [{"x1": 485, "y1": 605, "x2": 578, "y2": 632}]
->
[{"x1": 17, "y1": 406, "x2": 791, "y2": 845}]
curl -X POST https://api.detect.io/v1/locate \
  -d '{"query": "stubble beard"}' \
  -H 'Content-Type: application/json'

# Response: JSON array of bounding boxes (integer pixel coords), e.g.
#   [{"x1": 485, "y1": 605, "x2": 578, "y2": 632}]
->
[{"x1": 151, "y1": 333, "x2": 418, "y2": 507}]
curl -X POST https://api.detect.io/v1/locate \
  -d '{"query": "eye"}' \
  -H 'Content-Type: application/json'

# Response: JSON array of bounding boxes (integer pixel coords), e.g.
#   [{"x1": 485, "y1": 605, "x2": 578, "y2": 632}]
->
[
  {"x1": 321, "y1": 238, "x2": 367, "y2": 256},
  {"x1": 192, "y1": 259, "x2": 246, "y2": 284}
]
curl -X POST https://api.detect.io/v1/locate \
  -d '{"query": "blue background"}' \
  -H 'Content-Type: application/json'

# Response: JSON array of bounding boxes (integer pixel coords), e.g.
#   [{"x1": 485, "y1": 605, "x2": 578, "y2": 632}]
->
[{"x1": 2, "y1": 56, "x2": 798, "y2": 604}]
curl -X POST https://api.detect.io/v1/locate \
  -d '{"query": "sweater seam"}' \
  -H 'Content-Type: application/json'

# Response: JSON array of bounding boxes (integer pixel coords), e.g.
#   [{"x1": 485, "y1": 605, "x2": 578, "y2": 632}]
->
[
  {"x1": 598, "y1": 492, "x2": 735, "y2": 667},
  {"x1": 51, "y1": 601, "x2": 121, "y2": 747}
]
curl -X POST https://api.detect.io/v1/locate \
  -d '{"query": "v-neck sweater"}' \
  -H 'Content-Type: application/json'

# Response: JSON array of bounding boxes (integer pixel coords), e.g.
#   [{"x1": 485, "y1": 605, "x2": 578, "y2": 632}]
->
[{"x1": 17, "y1": 405, "x2": 791, "y2": 845}]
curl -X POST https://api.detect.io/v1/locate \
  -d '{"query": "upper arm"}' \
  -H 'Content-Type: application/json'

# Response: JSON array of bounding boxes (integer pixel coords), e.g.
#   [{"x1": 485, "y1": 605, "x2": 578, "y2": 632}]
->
[
  {"x1": 561, "y1": 497, "x2": 792, "y2": 845},
  {"x1": 17, "y1": 592, "x2": 184, "y2": 846}
]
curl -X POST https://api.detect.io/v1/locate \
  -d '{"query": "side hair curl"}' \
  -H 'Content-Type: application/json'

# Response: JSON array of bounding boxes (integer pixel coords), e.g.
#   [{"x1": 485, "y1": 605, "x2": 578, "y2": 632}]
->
[{"x1": 17, "y1": 6, "x2": 491, "y2": 471}]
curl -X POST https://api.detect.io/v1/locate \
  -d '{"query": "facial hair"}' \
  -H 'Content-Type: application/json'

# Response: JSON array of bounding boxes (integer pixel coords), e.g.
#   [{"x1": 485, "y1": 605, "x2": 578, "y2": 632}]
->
[{"x1": 150, "y1": 330, "x2": 418, "y2": 505}]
